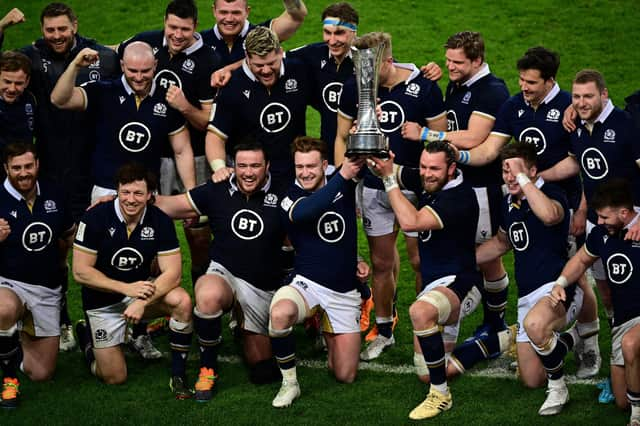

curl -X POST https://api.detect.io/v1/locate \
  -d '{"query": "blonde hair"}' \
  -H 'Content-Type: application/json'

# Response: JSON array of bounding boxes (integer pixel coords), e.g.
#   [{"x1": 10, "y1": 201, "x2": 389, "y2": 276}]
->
[{"x1": 245, "y1": 26, "x2": 281, "y2": 57}]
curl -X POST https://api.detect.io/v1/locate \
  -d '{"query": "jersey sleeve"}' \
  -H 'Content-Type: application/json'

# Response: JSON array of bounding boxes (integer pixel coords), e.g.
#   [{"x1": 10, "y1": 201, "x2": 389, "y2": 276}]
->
[
  {"x1": 186, "y1": 180, "x2": 215, "y2": 217},
  {"x1": 207, "y1": 86, "x2": 234, "y2": 140},
  {"x1": 79, "y1": 80, "x2": 104, "y2": 115},
  {"x1": 155, "y1": 211, "x2": 180, "y2": 256},
  {"x1": 491, "y1": 99, "x2": 514, "y2": 138},
  {"x1": 429, "y1": 189, "x2": 470, "y2": 229},
  {"x1": 422, "y1": 81, "x2": 446, "y2": 121},
  {"x1": 73, "y1": 209, "x2": 104, "y2": 255},
  {"x1": 398, "y1": 166, "x2": 422, "y2": 194},
  {"x1": 196, "y1": 48, "x2": 220, "y2": 104},
  {"x1": 167, "y1": 104, "x2": 187, "y2": 135},
  {"x1": 584, "y1": 225, "x2": 606, "y2": 258},
  {"x1": 474, "y1": 82, "x2": 509, "y2": 120}
]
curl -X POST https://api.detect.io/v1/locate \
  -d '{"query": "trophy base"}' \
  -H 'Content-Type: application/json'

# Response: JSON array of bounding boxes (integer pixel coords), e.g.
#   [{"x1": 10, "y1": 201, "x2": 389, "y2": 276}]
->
[
  {"x1": 345, "y1": 148, "x2": 389, "y2": 159},
  {"x1": 346, "y1": 133, "x2": 389, "y2": 158}
]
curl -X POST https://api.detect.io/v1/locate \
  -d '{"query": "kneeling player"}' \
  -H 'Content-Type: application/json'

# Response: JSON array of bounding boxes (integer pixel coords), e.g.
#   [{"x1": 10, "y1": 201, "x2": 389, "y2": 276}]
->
[
  {"x1": 270, "y1": 137, "x2": 365, "y2": 408},
  {"x1": 73, "y1": 163, "x2": 193, "y2": 398},
  {"x1": 476, "y1": 142, "x2": 591, "y2": 415},
  {"x1": 0, "y1": 143, "x2": 75, "y2": 408},
  {"x1": 551, "y1": 179, "x2": 640, "y2": 426}
]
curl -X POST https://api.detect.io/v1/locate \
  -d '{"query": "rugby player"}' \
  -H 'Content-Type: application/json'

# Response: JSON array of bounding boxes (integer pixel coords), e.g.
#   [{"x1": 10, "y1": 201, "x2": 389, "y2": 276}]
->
[
  {"x1": 476, "y1": 142, "x2": 590, "y2": 415},
  {"x1": 403, "y1": 31, "x2": 511, "y2": 342},
  {"x1": 551, "y1": 178, "x2": 640, "y2": 426},
  {"x1": 335, "y1": 31, "x2": 447, "y2": 360},
  {"x1": 370, "y1": 141, "x2": 479, "y2": 419},
  {"x1": 269, "y1": 137, "x2": 365, "y2": 408},
  {"x1": 73, "y1": 163, "x2": 193, "y2": 398},
  {"x1": 203, "y1": 0, "x2": 307, "y2": 87},
  {"x1": 0, "y1": 3, "x2": 121, "y2": 352},
  {"x1": 150, "y1": 142, "x2": 288, "y2": 401},
  {"x1": 0, "y1": 142, "x2": 75, "y2": 408}
]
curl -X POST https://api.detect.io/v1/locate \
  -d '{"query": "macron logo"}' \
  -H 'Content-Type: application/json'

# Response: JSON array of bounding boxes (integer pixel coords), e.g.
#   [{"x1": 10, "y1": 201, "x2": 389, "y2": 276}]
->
[
  {"x1": 119, "y1": 96, "x2": 126, "y2": 104},
  {"x1": 243, "y1": 90, "x2": 250, "y2": 99}
]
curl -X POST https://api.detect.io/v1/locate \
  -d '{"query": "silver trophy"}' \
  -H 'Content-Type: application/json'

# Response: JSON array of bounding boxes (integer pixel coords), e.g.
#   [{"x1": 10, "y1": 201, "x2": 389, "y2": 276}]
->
[{"x1": 346, "y1": 43, "x2": 389, "y2": 158}]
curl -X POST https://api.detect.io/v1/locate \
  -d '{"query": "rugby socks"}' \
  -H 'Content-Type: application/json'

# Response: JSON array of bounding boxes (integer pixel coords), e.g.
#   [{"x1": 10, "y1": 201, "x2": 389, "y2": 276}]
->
[
  {"x1": 415, "y1": 325, "x2": 448, "y2": 395},
  {"x1": 576, "y1": 319, "x2": 600, "y2": 352},
  {"x1": 76, "y1": 320, "x2": 96, "y2": 373},
  {"x1": 482, "y1": 275, "x2": 509, "y2": 328},
  {"x1": 450, "y1": 332, "x2": 501, "y2": 373},
  {"x1": 0, "y1": 325, "x2": 20, "y2": 377},
  {"x1": 131, "y1": 321, "x2": 147, "y2": 339},
  {"x1": 194, "y1": 308, "x2": 222, "y2": 370},
  {"x1": 169, "y1": 319, "x2": 193, "y2": 378},
  {"x1": 356, "y1": 279, "x2": 372, "y2": 301},
  {"x1": 376, "y1": 317, "x2": 394, "y2": 339},
  {"x1": 628, "y1": 390, "x2": 640, "y2": 418},
  {"x1": 531, "y1": 332, "x2": 569, "y2": 380},
  {"x1": 59, "y1": 264, "x2": 72, "y2": 326},
  {"x1": 270, "y1": 326, "x2": 297, "y2": 373}
]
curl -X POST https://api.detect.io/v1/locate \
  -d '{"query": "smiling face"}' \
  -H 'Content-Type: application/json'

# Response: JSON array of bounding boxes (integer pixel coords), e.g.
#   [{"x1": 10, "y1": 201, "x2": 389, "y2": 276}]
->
[
  {"x1": 572, "y1": 81, "x2": 608, "y2": 122},
  {"x1": 121, "y1": 51, "x2": 156, "y2": 97},
  {"x1": 294, "y1": 150, "x2": 327, "y2": 192},
  {"x1": 322, "y1": 20, "x2": 356, "y2": 61},
  {"x1": 0, "y1": 69, "x2": 29, "y2": 104},
  {"x1": 519, "y1": 68, "x2": 554, "y2": 107},
  {"x1": 246, "y1": 49, "x2": 282, "y2": 89},
  {"x1": 419, "y1": 150, "x2": 455, "y2": 194},
  {"x1": 213, "y1": 0, "x2": 249, "y2": 40},
  {"x1": 234, "y1": 149, "x2": 268, "y2": 194},
  {"x1": 5, "y1": 151, "x2": 38, "y2": 197},
  {"x1": 164, "y1": 14, "x2": 197, "y2": 55},
  {"x1": 41, "y1": 14, "x2": 77, "y2": 55},
  {"x1": 445, "y1": 47, "x2": 481, "y2": 84},
  {"x1": 117, "y1": 179, "x2": 151, "y2": 220}
]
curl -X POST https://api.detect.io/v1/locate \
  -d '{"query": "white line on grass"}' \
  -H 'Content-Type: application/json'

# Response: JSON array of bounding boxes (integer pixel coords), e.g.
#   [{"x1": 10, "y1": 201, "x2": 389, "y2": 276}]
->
[{"x1": 217, "y1": 355, "x2": 601, "y2": 386}]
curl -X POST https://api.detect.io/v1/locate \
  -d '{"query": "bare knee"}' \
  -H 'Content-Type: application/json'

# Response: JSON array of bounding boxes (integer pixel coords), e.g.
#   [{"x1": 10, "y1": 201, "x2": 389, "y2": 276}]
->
[
  {"x1": 333, "y1": 367, "x2": 357, "y2": 384},
  {"x1": 621, "y1": 333, "x2": 640, "y2": 361},
  {"x1": 25, "y1": 365, "x2": 55, "y2": 382},
  {"x1": 523, "y1": 313, "x2": 547, "y2": 345}
]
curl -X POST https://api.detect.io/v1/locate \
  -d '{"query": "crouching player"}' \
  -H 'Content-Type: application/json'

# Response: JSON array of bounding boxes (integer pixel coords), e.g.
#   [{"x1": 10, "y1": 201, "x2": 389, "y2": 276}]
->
[
  {"x1": 269, "y1": 137, "x2": 365, "y2": 408},
  {"x1": 0, "y1": 143, "x2": 75, "y2": 408},
  {"x1": 72, "y1": 163, "x2": 194, "y2": 398},
  {"x1": 550, "y1": 178, "x2": 640, "y2": 426},
  {"x1": 476, "y1": 142, "x2": 591, "y2": 415}
]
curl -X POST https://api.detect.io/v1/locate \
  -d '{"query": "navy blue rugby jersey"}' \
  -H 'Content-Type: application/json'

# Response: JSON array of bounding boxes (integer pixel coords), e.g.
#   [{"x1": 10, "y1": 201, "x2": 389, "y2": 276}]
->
[
  {"x1": 74, "y1": 199, "x2": 180, "y2": 310},
  {"x1": 0, "y1": 179, "x2": 74, "y2": 287},
  {"x1": 399, "y1": 167, "x2": 480, "y2": 291},
  {"x1": 207, "y1": 58, "x2": 311, "y2": 185},
  {"x1": 187, "y1": 173, "x2": 286, "y2": 291},
  {"x1": 287, "y1": 42, "x2": 354, "y2": 162},
  {"x1": 0, "y1": 91, "x2": 36, "y2": 150},
  {"x1": 585, "y1": 218, "x2": 640, "y2": 326},
  {"x1": 492, "y1": 85, "x2": 581, "y2": 207},
  {"x1": 81, "y1": 76, "x2": 186, "y2": 189},
  {"x1": 445, "y1": 65, "x2": 509, "y2": 187},
  {"x1": 118, "y1": 30, "x2": 220, "y2": 157},
  {"x1": 280, "y1": 172, "x2": 359, "y2": 293},
  {"x1": 568, "y1": 101, "x2": 640, "y2": 222},
  {"x1": 500, "y1": 180, "x2": 569, "y2": 298},
  {"x1": 339, "y1": 63, "x2": 446, "y2": 189},
  {"x1": 201, "y1": 19, "x2": 271, "y2": 66}
]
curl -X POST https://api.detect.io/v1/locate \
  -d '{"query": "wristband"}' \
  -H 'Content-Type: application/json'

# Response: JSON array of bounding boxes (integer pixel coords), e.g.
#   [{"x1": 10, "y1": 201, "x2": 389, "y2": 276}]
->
[
  {"x1": 555, "y1": 276, "x2": 569, "y2": 288},
  {"x1": 458, "y1": 150, "x2": 471, "y2": 164},
  {"x1": 210, "y1": 159, "x2": 226, "y2": 172},
  {"x1": 420, "y1": 127, "x2": 445, "y2": 143},
  {"x1": 382, "y1": 174, "x2": 398, "y2": 192},
  {"x1": 516, "y1": 172, "x2": 531, "y2": 187}
]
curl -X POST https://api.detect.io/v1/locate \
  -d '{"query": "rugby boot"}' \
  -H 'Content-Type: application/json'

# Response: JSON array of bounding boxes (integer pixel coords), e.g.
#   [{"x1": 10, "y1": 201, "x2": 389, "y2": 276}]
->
[
  {"x1": 272, "y1": 379, "x2": 300, "y2": 408},
  {"x1": 408, "y1": 388, "x2": 452, "y2": 420},
  {"x1": 194, "y1": 367, "x2": 217, "y2": 402},
  {"x1": 169, "y1": 375, "x2": 193, "y2": 400},
  {"x1": 538, "y1": 379, "x2": 569, "y2": 416},
  {"x1": 0, "y1": 377, "x2": 19, "y2": 409}
]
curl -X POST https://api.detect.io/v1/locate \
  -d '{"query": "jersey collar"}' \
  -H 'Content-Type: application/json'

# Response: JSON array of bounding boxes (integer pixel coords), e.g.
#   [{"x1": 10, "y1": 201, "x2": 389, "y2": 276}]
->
[
  {"x1": 524, "y1": 82, "x2": 560, "y2": 107},
  {"x1": 440, "y1": 169, "x2": 463, "y2": 191},
  {"x1": 392, "y1": 62, "x2": 420, "y2": 84},
  {"x1": 214, "y1": 20, "x2": 250, "y2": 40},
  {"x1": 507, "y1": 176, "x2": 545, "y2": 203},
  {"x1": 3, "y1": 178, "x2": 41, "y2": 201},
  {"x1": 625, "y1": 211, "x2": 640, "y2": 230},
  {"x1": 581, "y1": 99, "x2": 614, "y2": 126},
  {"x1": 162, "y1": 31, "x2": 204, "y2": 56},
  {"x1": 242, "y1": 58, "x2": 286, "y2": 82},
  {"x1": 114, "y1": 197, "x2": 148, "y2": 224},
  {"x1": 463, "y1": 63, "x2": 490, "y2": 87},
  {"x1": 121, "y1": 74, "x2": 157, "y2": 98},
  {"x1": 228, "y1": 172, "x2": 272, "y2": 195}
]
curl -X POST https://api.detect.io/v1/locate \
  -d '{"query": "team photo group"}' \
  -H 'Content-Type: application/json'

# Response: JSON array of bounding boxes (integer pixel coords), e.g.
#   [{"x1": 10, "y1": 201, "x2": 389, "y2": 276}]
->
[{"x1": 0, "y1": 0, "x2": 639, "y2": 424}]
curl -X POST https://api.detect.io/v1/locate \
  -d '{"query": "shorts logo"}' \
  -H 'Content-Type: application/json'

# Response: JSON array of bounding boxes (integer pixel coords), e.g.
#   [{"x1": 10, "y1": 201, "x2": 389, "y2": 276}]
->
[
  {"x1": 317, "y1": 211, "x2": 345, "y2": 243},
  {"x1": 285, "y1": 78, "x2": 298, "y2": 93},
  {"x1": 111, "y1": 247, "x2": 144, "y2": 271},
  {"x1": 546, "y1": 108, "x2": 560, "y2": 122},
  {"x1": 264, "y1": 193, "x2": 279, "y2": 207},
  {"x1": 259, "y1": 103, "x2": 291, "y2": 133},
  {"x1": 140, "y1": 226, "x2": 155, "y2": 240},
  {"x1": 25, "y1": 103, "x2": 33, "y2": 114},
  {"x1": 518, "y1": 127, "x2": 547, "y2": 155},
  {"x1": 362, "y1": 216, "x2": 371, "y2": 230},
  {"x1": 94, "y1": 328, "x2": 108, "y2": 342},
  {"x1": 322, "y1": 82, "x2": 343, "y2": 112},
  {"x1": 182, "y1": 59, "x2": 195, "y2": 73},
  {"x1": 44, "y1": 200, "x2": 58, "y2": 213},
  {"x1": 462, "y1": 91, "x2": 471, "y2": 104},
  {"x1": 231, "y1": 209, "x2": 264, "y2": 240},
  {"x1": 118, "y1": 122, "x2": 152, "y2": 153},
  {"x1": 155, "y1": 69, "x2": 182, "y2": 90},
  {"x1": 446, "y1": 110, "x2": 459, "y2": 132},
  {"x1": 606, "y1": 253, "x2": 633, "y2": 284},
  {"x1": 379, "y1": 100, "x2": 405, "y2": 133},
  {"x1": 508, "y1": 221, "x2": 529, "y2": 251},
  {"x1": 405, "y1": 83, "x2": 421, "y2": 98},
  {"x1": 22, "y1": 222, "x2": 53, "y2": 252},
  {"x1": 603, "y1": 129, "x2": 616, "y2": 143},
  {"x1": 580, "y1": 147, "x2": 608, "y2": 180},
  {"x1": 88, "y1": 70, "x2": 101, "y2": 82},
  {"x1": 418, "y1": 229, "x2": 432, "y2": 242},
  {"x1": 153, "y1": 103, "x2": 167, "y2": 117},
  {"x1": 1, "y1": 281, "x2": 13, "y2": 288}
]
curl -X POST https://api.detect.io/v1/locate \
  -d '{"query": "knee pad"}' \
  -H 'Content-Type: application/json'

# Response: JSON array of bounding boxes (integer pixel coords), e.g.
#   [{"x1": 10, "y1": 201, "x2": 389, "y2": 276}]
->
[
  {"x1": 413, "y1": 352, "x2": 429, "y2": 377},
  {"x1": 169, "y1": 318, "x2": 193, "y2": 334},
  {"x1": 0, "y1": 324, "x2": 18, "y2": 337},
  {"x1": 193, "y1": 307, "x2": 223, "y2": 320},
  {"x1": 484, "y1": 275, "x2": 509, "y2": 292},
  {"x1": 418, "y1": 290, "x2": 452, "y2": 324},
  {"x1": 269, "y1": 286, "x2": 307, "y2": 324},
  {"x1": 576, "y1": 318, "x2": 600, "y2": 338},
  {"x1": 248, "y1": 358, "x2": 282, "y2": 384}
]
